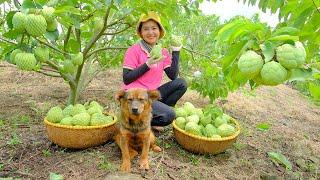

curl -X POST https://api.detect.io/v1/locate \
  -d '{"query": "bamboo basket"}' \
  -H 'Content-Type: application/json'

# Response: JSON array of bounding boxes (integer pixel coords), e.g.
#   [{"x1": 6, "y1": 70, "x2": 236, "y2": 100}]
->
[
  {"x1": 44, "y1": 113, "x2": 117, "y2": 149},
  {"x1": 172, "y1": 118, "x2": 241, "y2": 154}
]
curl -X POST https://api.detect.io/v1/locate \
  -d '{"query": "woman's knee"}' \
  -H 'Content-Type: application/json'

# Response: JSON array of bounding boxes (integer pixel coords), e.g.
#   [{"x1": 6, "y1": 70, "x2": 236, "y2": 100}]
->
[
  {"x1": 175, "y1": 78, "x2": 187, "y2": 91},
  {"x1": 161, "y1": 108, "x2": 176, "y2": 126}
]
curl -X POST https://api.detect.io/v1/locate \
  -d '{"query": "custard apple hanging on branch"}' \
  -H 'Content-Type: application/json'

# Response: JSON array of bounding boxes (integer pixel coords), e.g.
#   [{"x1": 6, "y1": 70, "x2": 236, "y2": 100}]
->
[
  {"x1": 237, "y1": 50, "x2": 264, "y2": 78},
  {"x1": 260, "y1": 61, "x2": 288, "y2": 86},
  {"x1": 46, "y1": 20, "x2": 58, "y2": 32},
  {"x1": 61, "y1": 60, "x2": 77, "y2": 74},
  {"x1": 25, "y1": 14, "x2": 47, "y2": 37},
  {"x1": 72, "y1": 52, "x2": 83, "y2": 66},
  {"x1": 42, "y1": 6, "x2": 55, "y2": 23},
  {"x1": 9, "y1": 49, "x2": 23, "y2": 64},
  {"x1": 276, "y1": 41, "x2": 306, "y2": 69},
  {"x1": 12, "y1": 12, "x2": 26, "y2": 33},
  {"x1": 15, "y1": 52, "x2": 37, "y2": 71},
  {"x1": 34, "y1": 47, "x2": 49, "y2": 62}
]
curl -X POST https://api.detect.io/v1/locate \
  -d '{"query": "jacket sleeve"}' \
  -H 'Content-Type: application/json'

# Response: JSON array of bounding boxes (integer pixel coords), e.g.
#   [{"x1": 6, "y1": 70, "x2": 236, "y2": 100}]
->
[
  {"x1": 164, "y1": 51, "x2": 180, "y2": 80},
  {"x1": 123, "y1": 63, "x2": 150, "y2": 85}
]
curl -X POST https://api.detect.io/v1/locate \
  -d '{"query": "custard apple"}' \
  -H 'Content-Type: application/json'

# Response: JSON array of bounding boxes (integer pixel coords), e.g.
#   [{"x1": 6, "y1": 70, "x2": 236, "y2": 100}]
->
[
  {"x1": 46, "y1": 106, "x2": 64, "y2": 123},
  {"x1": 238, "y1": 50, "x2": 264, "y2": 77},
  {"x1": 9, "y1": 49, "x2": 23, "y2": 64},
  {"x1": 42, "y1": 6, "x2": 55, "y2": 23},
  {"x1": 34, "y1": 47, "x2": 49, "y2": 62},
  {"x1": 12, "y1": 12, "x2": 26, "y2": 32},
  {"x1": 25, "y1": 14, "x2": 47, "y2": 37},
  {"x1": 15, "y1": 53, "x2": 37, "y2": 71},
  {"x1": 150, "y1": 44, "x2": 162, "y2": 59},
  {"x1": 276, "y1": 42, "x2": 306, "y2": 69},
  {"x1": 260, "y1": 61, "x2": 288, "y2": 86}
]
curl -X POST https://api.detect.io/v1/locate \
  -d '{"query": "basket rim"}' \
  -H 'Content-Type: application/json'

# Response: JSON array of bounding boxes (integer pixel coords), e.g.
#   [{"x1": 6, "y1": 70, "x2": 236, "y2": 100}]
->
[
  {"x1": 44, "y1": 112, "x2": 117, "y2": 130},
  {"x1": 172, "y1": 118, "x2": 241, "y2": 141}
]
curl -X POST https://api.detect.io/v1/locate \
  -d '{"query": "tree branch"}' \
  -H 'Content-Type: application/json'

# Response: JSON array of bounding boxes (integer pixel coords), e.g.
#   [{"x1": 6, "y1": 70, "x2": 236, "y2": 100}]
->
[
  {"x1": 103, "y1": 24, "x2": 132, "y2": 36},
  {"x1": 37, "y1": 70, "x2": 61, "y2": 77},
  {"x1": 182, "y1": 47, "x2": 213, "y2": 59},
  {"x1": 75, "y1": 28, "x2": 81, "y2": 50},
  {"x1": 40, "y1": 66, "x2": 59, "y2": 73},
  {"x1": 82, "y1": 0, "x2": 114, "y2": 57},
  {"x1": 0, "y1": 37, "x2": 17, "y2": 45},
  {"x1": 45, "y1": 60, "x2": 76, "y2": 86},
  {"x1": 81, "y1": 10, "x2": 97, "y2": 22},
  {"x1": 312, "y1": 0, "x2": 320, "y2": 14},
  {"x1": 35, "y1": 38, "x2": 68, "y2": 56},
  {"x1": 44, "y1": 59, "x2": 59, "y2": 70},
  {"x1": 64, "y1": 26, "x2": 72, "y2": 51},
  {"x1": 105, "y1": 14, "x2": 131, "y2": 29},
  {"x1": 86, "y1": 47, "x2": 128, "y2": 59}
]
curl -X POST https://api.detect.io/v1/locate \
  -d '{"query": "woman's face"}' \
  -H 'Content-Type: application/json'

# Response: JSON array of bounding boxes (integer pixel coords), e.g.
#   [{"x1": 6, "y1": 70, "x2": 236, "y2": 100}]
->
[{"x1": 140, "y1": 20, "x2": 160, "y2": 46}]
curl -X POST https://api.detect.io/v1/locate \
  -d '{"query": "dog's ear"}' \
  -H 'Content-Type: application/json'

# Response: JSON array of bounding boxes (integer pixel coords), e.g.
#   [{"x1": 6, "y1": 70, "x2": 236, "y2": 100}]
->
[
  {"x1": 115, "y1": 90, "x2": 126, "y2": 102},
  {"x1": 148, "y1": 90, "x2": 160, "y2": 101}
]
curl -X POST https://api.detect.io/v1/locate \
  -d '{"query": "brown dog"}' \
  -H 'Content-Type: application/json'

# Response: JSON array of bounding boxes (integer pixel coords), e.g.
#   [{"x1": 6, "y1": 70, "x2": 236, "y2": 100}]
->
[{"x1": 114, "y1": 88, "x2": 162, "y2": 172}]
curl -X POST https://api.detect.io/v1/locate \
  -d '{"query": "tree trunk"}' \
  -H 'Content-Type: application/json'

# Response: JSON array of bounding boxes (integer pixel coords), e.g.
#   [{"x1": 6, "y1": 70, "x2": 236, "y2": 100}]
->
[{"x1": 67, "y1": 85, "x2": 78, "y2": 105}]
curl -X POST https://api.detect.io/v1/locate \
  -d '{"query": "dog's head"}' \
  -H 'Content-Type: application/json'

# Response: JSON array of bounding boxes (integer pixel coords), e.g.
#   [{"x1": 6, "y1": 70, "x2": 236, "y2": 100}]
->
[{"x1": 115, "y1": 88, "x2": 160, "y2": 116}]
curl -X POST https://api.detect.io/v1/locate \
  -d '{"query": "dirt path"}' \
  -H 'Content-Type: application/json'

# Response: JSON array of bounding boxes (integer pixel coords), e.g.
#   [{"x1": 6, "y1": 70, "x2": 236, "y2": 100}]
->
[{"x1": 0, "y1": 62, "x2": 319, "y2": 179}]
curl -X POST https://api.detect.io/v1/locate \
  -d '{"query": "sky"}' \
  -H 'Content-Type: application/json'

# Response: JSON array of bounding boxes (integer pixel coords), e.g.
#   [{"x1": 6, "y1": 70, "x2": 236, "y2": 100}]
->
[{"x1": 199, "y1": 0, "x2": 279, "y2": 27}]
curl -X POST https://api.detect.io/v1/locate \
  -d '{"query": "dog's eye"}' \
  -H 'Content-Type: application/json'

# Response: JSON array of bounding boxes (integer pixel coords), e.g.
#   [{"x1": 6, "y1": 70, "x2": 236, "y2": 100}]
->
[
  {"x1": 138, "y1": 98, "x2": 145, "y2": 101},
  {"x1": 127, "y1": 98, "x2": 133, "y2": 101}
]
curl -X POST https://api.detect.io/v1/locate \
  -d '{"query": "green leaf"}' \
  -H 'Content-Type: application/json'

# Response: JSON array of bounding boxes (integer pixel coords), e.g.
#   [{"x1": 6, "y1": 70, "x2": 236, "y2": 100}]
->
[
  {"x1": 287, "y1": 68, "x2": 314, "y2": 82},
  {"x1": 309, "y1": 82, "x2": 320, "y2": 99},
  {"x1": 3, "y1": 29, "x2": 21, "y2": 39},
  {"x1": 292, "y1": 6, "x2": 314, "y2": 29},
  {"x1": 268, "y1": 151, "x2": 292, "y2": 171},
  {"x1": 260, "y1": 41, "x2": 275, "y2": 62},
  {"x1": 49, "y1": 172, "x2": 63, "y2": 180},
  {"x1": 221, "y1": 40, "x2": 249, "y2": 71},
  {"x1": 21, "y1": 0, "x2": 43, "y2": 9},
  {"x1": 256, "y1": 122, "x2": 270, "y2": 131},
  {"x1": 54, "y1": 5, "x2": 81, "y2": 16},
  {"x1": 272, "y1": 27, "x2": 299, "y2": 36},
  {"x1": 268, "y1": 35, "x2": 299, "y2": 42},
  {"x1": 216, "y1": 19, "x2": 244, "y2": 42},
  {"x1": 270, "y1": 0, "x2": 283, "y2": 14},
  {"x1": 66, "y1": 39, "x2": 80, "y2": 53},
  {"x1": 45, "y1": 30, "x2": 60, "y2": 41},
  {"x1": 6, "y1": 11, "x2": 16, "y2": 29}
]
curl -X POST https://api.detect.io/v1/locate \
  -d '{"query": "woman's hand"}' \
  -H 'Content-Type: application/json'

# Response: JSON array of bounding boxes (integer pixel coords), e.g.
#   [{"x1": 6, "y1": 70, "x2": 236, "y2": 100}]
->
[
  {"x1": 146, "y1": 56, "x2": 162, "y2": 66},
  {"x1": 170, "y1": 45, "x2": 183, "y2": 52}
]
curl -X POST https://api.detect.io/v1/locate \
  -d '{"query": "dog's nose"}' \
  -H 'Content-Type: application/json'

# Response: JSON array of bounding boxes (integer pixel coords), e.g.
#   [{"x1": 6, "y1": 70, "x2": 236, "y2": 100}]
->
[{"x1": 132, "y1": 108, "x2": 139, "y2": 114}]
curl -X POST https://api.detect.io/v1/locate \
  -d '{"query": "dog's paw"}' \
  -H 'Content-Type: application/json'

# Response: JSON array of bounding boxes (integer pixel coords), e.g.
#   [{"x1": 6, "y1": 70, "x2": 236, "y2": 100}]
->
[
  {"x1": 121, "y1": 162, "x2": 131, "y2": 172},
  {"x1": 139, "y1": 159, "x2": 149, "y2": 170},
  {"x1": 152, "y1": 145, "x2": 162, "y2": 152}
]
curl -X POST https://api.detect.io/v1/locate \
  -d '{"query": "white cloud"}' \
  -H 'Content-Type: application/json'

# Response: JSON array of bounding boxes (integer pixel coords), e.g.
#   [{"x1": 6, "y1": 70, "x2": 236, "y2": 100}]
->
[{"x1": 200, "y1": 0, "x2": 279, "y2": 27}]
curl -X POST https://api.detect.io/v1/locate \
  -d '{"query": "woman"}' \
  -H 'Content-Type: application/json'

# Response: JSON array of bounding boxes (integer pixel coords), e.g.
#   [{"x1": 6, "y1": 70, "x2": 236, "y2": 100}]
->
[{"x1": 122, "y1": 11, "x2": 187, "y2": 129}]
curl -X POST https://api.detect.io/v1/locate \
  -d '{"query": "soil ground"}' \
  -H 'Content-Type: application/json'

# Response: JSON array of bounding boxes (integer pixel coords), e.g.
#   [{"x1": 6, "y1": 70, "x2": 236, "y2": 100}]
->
[{"x1": 0, "y1": 61, "x2": 319, "y2": 179}]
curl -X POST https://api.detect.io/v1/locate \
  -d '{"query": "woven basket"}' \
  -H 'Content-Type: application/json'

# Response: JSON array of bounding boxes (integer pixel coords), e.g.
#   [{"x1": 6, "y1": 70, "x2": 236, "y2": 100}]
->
[
  {"x1": 172, "y1": 118, "x2": 241, "y2": 154},
  {"x1": 44, "y1": 114, "x2": 117, "y2": 149}
]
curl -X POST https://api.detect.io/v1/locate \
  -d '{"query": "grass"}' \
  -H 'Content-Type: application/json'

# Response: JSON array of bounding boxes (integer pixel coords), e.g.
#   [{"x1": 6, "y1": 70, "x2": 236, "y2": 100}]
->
[
  {"x1": 94, "y1": 151, "x2": 116, "y2": 171},
  {"x1": 98, "y1": 160, "x2": 114, "y2": 170},
  {"x1": 42, "y1": 149, "x2": 52, "y2": 157},
  {"x1": 0, "y1": 163, "x2": 4, "y2": 171},
  {"x1": 0, "y1": 119, "x2": 4, "y2": 126},
  {"x1": 7, "y1": 132, "x2": 21, "y2": 146},
  {"x1": 233, "y1": 142, "x2": 247, "y2": 151},
  {"x1": 188, "y1": 154, "x2": 201, "y2": 166}
]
